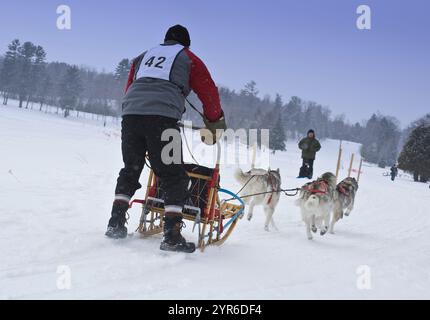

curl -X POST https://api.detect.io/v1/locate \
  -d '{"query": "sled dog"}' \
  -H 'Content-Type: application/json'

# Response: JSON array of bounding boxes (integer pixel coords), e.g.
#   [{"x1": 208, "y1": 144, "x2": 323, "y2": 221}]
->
[
  {"x1": 329, "y1": 177, "x2": 359, "y2": 234},
  {"x1": 234, "y1": 168, "x2": 282, "y2": 231},
  {"x1": 295, "y1": 172, "x2": 337, "y2": 240}
]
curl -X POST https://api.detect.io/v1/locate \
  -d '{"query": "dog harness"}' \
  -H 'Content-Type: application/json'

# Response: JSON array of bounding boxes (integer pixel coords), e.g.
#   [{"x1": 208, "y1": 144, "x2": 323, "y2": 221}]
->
[
  {"x1": 243, "y1": 170, "x2": 280, "y2": 205},
  {"x1": 266, "y1": 172, "x2": 280, "y2": 205},
  {"x1": 305, "y1": 179, "x2": 329, "y2": 195},
  {"x1": 337, "y1": 182, "x2": 351, "y2": 196}
]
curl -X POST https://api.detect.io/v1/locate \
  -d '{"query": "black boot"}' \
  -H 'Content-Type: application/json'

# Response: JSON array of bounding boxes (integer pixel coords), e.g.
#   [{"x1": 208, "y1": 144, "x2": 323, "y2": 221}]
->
[
  {"x1": 160, "y1": 213, "x2": 196, "y2": 253},
  {"x1": 105, "y1": 200, "x2": 129, "y2": 239},
  {"x1": 308, "y1": 167, "x2": 314, "y2": 179}
]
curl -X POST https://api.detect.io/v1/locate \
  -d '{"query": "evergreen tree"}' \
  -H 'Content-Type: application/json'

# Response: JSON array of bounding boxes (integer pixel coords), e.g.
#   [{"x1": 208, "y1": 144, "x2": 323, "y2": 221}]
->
[
  {"x1": 241, "y1": 80, "x2": 259, "y2": 97},
  {"x1": 398, "y1": 125, "x2": 430, "y2": 182},
  {"x1": 58, "y1": 65, "x2": 82, "y2": 117},
  {"x1": 361, "y1": 114, "x2": 401, "y2": 166},
  {"x1": 114, "y1": 58, "x2": 131, "y2": 104},
  {"x1": 268, "y1": 95, "x2": 285, "y2": 151},
  {"x1": 38, "y1": 74, "x2": 52, "y2": 110},
  {"x1": 16, "y1": 41, "x2": 37, "y2": 108},
  {"x1": 274, "y1": 93, "x2": 283, "y2": 109},
  {"x1": 29, "y1": 46, "x2": 47, "y2": 108},
  {"x1": 284, "y1": 96, "x2": 303, "y2": 138},
  {"x1": 0, "y1": 39, "x2": 20, "y2": 105},
  {"x1": 114, "y1": 58, "x2": 131, "y2": 82},
  {"x1": 269, "y1": 116, "x2": 287, "y2": 153},
  {"x1": 401, "y1": 113, "x2": 430, "y2": 147}
]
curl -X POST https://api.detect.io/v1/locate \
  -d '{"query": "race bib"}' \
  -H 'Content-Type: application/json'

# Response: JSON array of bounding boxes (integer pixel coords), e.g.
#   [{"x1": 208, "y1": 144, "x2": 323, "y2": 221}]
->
[{"x1": 136, "y1": 44, "x2": 184, "y2": 81}]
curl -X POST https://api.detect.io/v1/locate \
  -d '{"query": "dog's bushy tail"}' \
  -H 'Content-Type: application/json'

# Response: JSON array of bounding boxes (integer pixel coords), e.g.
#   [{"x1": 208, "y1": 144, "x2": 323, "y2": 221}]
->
[
  {"x1": 304, "y1": 195, "x2": 320, "y2": 211},
  {"x1": 234, "y1": 168, "x2": 249, "y2": 185}
]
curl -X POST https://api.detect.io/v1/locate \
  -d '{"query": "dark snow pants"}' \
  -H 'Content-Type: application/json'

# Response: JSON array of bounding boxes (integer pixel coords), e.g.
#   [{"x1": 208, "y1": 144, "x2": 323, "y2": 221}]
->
[
  {"x1": 114, "y1": 115, "x2": 189, "y2": 211},
  {"x1": 299, "y1": 158, "x2": 314, "y2": 178}
]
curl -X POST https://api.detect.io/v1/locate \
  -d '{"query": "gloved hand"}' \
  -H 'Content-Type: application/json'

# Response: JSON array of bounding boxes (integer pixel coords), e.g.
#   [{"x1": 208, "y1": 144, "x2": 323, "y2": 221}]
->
[{"x1": 200, "y1": 115, "x2": 227, "y2": 145}]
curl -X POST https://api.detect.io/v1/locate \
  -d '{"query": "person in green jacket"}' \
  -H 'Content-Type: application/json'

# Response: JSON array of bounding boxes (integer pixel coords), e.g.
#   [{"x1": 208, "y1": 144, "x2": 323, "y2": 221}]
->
[{"x1": 298, "y1": 129, "x2": 321, "y2": 179}]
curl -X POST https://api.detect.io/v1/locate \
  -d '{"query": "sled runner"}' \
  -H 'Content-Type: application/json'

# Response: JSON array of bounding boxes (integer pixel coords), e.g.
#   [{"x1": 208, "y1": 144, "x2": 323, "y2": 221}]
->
[{"x1": 129, "y1": 141, "x2": 245, "y2": 252}]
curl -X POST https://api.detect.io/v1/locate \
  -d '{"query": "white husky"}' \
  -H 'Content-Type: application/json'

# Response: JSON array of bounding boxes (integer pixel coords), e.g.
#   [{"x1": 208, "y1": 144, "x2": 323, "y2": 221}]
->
[
  {"x1": 295, "y1": 172, "x2": 337, "y2": 240},
  {"x1": 234, "y1": 168, "x2": 282, "y2": 231}
]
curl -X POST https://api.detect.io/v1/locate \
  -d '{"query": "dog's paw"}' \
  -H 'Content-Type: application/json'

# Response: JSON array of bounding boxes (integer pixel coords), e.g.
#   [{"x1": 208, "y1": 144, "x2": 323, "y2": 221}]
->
[
  {"x1": 329, "y1": 230, "x2": 335, "y2": 235},
  {"x1": 247, "y1": 215, "x2": 253, "y2": 221},
  {"x1": 264, "y1": 226, "x2": 270, "y2": 232},
  {"x1": 307, "y1": 236, "x2": 313, "y2": 240},
  {"x1": 320, "y1": 227, "x2": 328, "y2": 236},
  {"x1": 311, "y1": 226, "x2": 317, "y2": 233}
]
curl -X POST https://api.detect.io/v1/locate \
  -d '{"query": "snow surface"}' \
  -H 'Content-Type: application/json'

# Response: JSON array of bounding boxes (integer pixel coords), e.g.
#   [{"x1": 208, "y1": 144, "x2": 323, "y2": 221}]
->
[{"x1": 1, "y1": 102, "x2": 430, "y2": 300}]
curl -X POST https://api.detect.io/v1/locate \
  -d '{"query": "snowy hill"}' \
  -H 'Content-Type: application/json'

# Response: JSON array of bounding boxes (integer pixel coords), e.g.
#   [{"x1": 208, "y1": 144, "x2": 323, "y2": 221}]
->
[{"x1": 1, "y1": 102, "x2": 430, "y2": 299}]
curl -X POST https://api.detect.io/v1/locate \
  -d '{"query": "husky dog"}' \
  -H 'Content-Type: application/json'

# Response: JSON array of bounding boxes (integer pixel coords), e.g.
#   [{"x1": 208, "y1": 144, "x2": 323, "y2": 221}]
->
[
  {"x1": 295, "y1": 172, "x2": 337, "y2": 240},
  {"x1": 234, "y1": 168, "x2": 282, "y2": 231},
  {"x1": 329, "y1": 177, "x2": 359, "y2": 234}
]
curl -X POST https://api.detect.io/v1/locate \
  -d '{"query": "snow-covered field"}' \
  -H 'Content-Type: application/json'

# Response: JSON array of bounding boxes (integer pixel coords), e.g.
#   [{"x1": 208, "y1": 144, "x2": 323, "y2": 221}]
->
[{"x1": 1, "y1": 102, "x2": 430, "y2": 300}]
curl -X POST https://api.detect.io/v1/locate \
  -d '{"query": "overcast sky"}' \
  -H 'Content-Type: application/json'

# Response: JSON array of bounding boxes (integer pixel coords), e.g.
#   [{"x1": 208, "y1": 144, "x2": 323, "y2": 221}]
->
[{"x1": 1, "y1": 0, "x2": 429, "y2": 127}]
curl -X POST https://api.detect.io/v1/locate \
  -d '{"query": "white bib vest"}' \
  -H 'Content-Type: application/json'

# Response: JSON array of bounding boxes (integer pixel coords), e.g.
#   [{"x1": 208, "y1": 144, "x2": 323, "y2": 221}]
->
[{"x1": 136, "y1": 44, "x2": 184, "y2": 81}]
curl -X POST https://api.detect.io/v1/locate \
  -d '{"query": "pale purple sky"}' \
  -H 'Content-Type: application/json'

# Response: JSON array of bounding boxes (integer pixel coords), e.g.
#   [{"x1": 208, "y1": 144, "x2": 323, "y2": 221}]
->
[{"x1": 1, "y1": 0, "x2": 429, "y2": 126}]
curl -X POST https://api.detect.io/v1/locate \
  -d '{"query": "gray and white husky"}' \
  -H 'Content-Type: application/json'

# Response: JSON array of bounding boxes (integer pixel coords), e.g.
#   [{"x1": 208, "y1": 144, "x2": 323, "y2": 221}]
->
[
  {"x1": 329, "y1": 177, "x2": 359, "y2": 234},
  {"x1": 295, "y1": 172, "x2": 337, "y2": 240},
  {"x1": 234, "y1": 168, "x2": 282, "y2": 231}
]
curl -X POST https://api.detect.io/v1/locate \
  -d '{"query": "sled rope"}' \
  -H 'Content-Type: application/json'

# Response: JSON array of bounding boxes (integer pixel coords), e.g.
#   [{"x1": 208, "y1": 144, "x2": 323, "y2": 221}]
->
[
  {"x1": 235, "y1": 175, "x2": 256, "y2": 195},
  {"x1": 181, "y1": 125, "x2": 201, "y2": 166},
  {"x1": 233, "y1": 171, "x2": 298, "y2": 202},
  {"x1": 185, "y1": 98, "x2": 205, "y2": 118},
  {"x1": 223, "y1": 187, "x2": 300, "y2": 202}
]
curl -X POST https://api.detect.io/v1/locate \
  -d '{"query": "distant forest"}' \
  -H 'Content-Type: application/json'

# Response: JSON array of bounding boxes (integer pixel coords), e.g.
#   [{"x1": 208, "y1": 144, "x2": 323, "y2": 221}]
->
[{"x1": 1, "y1": 38, "x2": 427, "y2": 167}]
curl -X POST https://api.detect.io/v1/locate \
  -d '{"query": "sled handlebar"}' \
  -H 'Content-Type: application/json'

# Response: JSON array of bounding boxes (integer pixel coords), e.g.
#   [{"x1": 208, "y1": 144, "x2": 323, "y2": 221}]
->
[{"x1": 178, "y1": 121, "x2": 221, "y2": 167}]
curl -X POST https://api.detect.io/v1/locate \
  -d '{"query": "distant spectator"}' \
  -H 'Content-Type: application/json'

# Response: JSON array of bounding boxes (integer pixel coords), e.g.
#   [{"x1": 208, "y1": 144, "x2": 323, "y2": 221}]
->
[
  {"x1": 390, "y1": 164, "x2": 398, "y2": 181},
  {"x1": 298, "y1": 129, "x2": 321, "y2": 179}
]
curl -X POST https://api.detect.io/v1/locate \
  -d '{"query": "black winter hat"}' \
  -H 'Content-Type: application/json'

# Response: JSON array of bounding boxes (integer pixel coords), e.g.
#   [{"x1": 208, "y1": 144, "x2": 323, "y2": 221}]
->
[
  {"x1": 307, "y1": 129, "x2": 315, "y2": 135},
  {"x1": 164, "y1": 25, "x2": 191, "y2": 47}
]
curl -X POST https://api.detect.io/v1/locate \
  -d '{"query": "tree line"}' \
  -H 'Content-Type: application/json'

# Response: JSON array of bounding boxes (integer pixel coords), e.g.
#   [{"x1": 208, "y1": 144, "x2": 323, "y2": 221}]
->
[
  {"x1": 0, "y1": 39, "x2": 130, "y2": 118},
  {"x1": 1, "y1": 38, "x2": 421, "y2": 169}
]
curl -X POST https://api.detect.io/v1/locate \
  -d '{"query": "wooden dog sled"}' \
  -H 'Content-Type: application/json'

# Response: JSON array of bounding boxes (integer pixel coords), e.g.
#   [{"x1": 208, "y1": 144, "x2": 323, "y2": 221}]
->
[{"x1": 129, "y1": 158, "x2": 245, "y2": 252}]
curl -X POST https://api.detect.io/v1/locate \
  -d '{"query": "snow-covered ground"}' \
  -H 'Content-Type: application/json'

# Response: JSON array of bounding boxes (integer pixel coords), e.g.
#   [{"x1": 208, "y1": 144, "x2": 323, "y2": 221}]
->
[{"x1": 1, "y1": 102, "x2": 430, "y2": 300}]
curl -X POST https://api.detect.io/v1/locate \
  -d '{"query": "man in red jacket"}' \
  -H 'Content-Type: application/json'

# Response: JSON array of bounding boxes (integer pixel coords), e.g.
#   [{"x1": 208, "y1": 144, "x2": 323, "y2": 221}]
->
[{"x1": 105, "y1": 25, "x2": 226, "y2": 253}]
